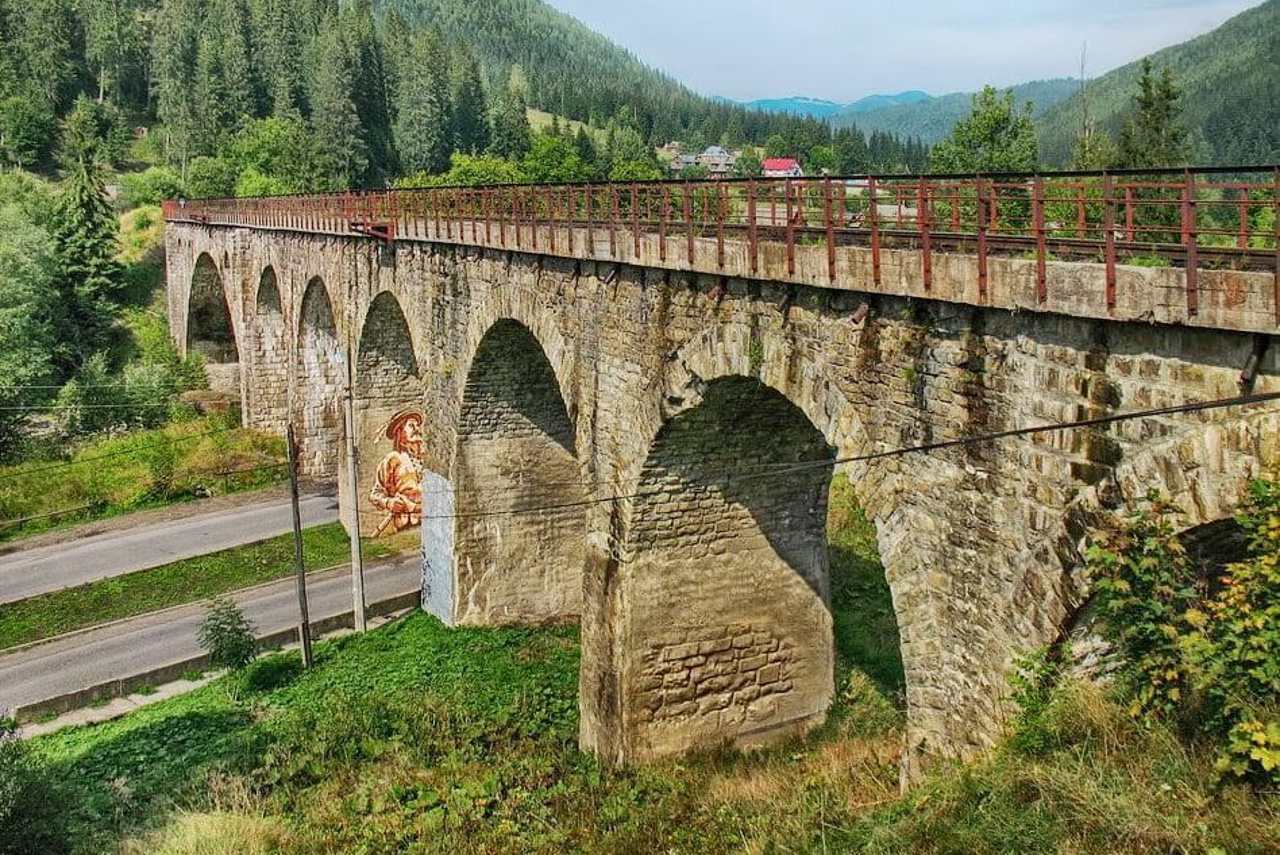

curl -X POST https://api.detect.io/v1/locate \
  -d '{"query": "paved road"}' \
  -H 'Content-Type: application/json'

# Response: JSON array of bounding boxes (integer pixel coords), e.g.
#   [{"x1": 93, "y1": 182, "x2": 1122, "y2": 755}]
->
[
  {"x1": 0, "y1": 492, "x2": 340, "y2": 605},
  {"x1": 0, "y1": 555, "x2": 420, "y2": 715}
]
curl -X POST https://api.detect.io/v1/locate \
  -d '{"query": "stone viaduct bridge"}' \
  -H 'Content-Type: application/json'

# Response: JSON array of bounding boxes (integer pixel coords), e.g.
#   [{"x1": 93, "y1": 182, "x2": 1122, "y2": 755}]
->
[{"x1": 164, "y1": 168, "x2": 1280, "y2": 779}]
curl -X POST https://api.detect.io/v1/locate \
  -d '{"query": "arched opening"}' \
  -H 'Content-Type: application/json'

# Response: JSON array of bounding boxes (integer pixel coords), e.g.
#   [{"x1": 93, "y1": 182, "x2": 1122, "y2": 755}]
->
[
  {"x1": 186, "y1": 253, "x2": 240, "y2": 394},
  {"x1": 611, "y1": 376, "x2": 837, "y2": 760},
  {"x1": 446, "y1": 319, "x2": 584, "y2": 625},
  {"x1": 350, "y1": 292, "x2": 422, "y2": 538},
  {"x1": 248, "y1": 267, "x2": 288, "y2": 435},
  {"x1": 294, "y1": 277, "x2": 344, "y2": 480}
]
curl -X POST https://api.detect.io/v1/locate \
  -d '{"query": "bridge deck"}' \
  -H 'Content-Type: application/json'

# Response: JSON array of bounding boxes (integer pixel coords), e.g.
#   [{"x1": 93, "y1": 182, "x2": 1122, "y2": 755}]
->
[{"x1": 164, "y1": 168, "x2": 1280, "y2": 336}]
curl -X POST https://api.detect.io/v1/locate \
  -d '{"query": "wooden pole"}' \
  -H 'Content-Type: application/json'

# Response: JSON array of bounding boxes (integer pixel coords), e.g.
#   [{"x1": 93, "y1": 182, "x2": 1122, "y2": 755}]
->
[
  {"x1": 286, "y1": 425, "x2": 313, "y2": 668},
  {"x1": 344, "y1": 352, "x2": 368, "y2": 633}
]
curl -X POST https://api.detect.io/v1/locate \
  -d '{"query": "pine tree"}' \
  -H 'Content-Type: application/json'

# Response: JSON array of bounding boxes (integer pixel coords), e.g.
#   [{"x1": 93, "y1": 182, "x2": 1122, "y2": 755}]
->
[
  {"x1": 1117, "y1": 59, "x2": 1189, "y2": 168},
  {"x1": 153, "y1": 0, "x2": 202, "y2": 173},
  {"x1": 393, "y1": 29, "x2": 452, "y2": 175},
  {"x1": 380, "y1": 7, "x2": 412, "y2": 120},
  {"x1": 489, "y1": 74, "x2": 531, "y2": 161},
  {"x1": 258, "y1": 0, "x2": 306, "y2": 118},
  {"x1": 308, "y1": 26, "x2": 367, "y2": 188},
  {"x1": 573, "y1": 125, "x2": 597, "y2": 172},
  {"x1": 52, "y1": 160, "x2": 123, "y2": 370},
  {"x1": 343, "y1": 0, "x2": 394, "y2": 183},
  {"x1": 450, "y1": 43, "x2": 489, "y2": 155}
]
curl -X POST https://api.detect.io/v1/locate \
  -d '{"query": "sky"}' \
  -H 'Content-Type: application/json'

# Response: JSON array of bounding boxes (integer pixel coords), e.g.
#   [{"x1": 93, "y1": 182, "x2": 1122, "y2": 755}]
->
[{"x1": 544, "y1": 0, "x2": 1263, "y2": 103}]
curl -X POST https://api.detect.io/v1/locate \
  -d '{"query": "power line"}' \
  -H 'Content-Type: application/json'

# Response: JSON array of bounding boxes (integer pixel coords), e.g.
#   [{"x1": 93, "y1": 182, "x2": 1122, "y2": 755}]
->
[{"x1": 416, "y1": 390, "x2": 1280, "y2": 523}]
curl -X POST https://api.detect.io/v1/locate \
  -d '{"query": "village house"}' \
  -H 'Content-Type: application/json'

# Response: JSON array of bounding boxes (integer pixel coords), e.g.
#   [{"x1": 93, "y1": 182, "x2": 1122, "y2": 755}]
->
[{"x1": 762, "y1": 157, "x2": 804, "y2": 178}]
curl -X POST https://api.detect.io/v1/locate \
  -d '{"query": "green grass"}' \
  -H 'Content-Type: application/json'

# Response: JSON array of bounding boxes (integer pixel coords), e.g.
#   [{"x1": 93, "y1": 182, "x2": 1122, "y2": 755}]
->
[
  {"x1": 0, "y1": 415, "x2": 288, "y2": 544},
  {"x1": 0, "y1": 523, "x2": 413, "y2": 651},
  {"x1": 26, "y1": 476, "x2": 1280, "y2": 855}
]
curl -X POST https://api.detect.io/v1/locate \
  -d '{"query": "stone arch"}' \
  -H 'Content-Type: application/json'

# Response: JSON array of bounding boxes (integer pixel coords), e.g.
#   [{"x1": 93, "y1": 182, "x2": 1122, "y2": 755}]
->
[
  {"x1": 248, "y1": 267, "x2": 289, "y2": 435},
  {"x1": 186, "y1": 252, "x2": 240, "y2": 395},
  {"x1": 429, "y1": 319, "x2": 586, "y2": 626},
  {"x1": 348, "y1": 291, "x2": 423, "y2": 537},
  {"x1": 295, "y1": 276, "x2": 345, "y2": 480},
  {"x1": 591, "y1": 374, "x2": 838, "y2": 763}
]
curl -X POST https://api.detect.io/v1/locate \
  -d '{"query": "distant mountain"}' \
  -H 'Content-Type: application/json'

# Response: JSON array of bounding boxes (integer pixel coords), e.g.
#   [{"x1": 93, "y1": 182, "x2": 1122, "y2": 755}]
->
[
  {"x1": 715, "y1": 91, "x2": 932, "y2": 120},
  {"x1": 843, "y1": 90, "x2": 932, "y2": 114},
  {"x1": 832, "y1": 79, "x2": 1078, "y2": 143},
  {"x1": 1036, "y1": 0, "x2": 1280, "y2": 165}
]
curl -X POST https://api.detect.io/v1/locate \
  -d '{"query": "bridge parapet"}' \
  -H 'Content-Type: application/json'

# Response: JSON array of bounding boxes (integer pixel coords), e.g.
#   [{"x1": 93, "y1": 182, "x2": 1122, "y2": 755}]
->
[{"x1": 165, "y1": 166, "x2": 1280, "y2": 334}]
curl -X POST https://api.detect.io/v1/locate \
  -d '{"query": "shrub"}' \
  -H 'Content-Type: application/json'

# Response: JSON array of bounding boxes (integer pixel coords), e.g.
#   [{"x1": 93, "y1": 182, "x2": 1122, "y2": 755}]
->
[
  {"x1": 1086, "y1": 491, "x2": 1198, "y2": 720},
  {"x1": 121, "y1": 167, "x2": 185, "y2": 208},
  {"x1": 186, "y1": 157, "x2": 238, "y2": 199},
  {"x1": 198, "y1": 597, "x2": 257, "y2": 672},
  {"x1": 1183, "y1": 480, "x2": 1280, "y2": 785},
  {"x1": 0, "y1": 720, "x2": 71, "y2": 855}
]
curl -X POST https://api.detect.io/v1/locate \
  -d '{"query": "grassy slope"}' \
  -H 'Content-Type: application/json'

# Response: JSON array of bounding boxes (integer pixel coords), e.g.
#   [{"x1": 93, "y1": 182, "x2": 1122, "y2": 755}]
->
[
  {"x1": 1036, "y1": 0, "x2": 1280, "y2": 165},
  {"x1": 0, "y1": 524, "x2": 414, "y2": 651},
  {"x1": 0, "y1": 416, "x2": 287, "y2": 543},
  {"x1": 32, "y1": 476, "x2": 1280, "y2": 854}
]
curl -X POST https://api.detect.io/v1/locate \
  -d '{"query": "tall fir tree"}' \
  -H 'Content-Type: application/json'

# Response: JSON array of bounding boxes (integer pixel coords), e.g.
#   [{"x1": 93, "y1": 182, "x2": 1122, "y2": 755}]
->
[
  {"x1": 343, "y1": 0, "x2": 394, "y2": 183},
  {"x1": 308, "y1": 26, "x2": 367, "y2": 188},
  {"x1": 393, "y1": 29, "x2": 452, "y2": 175},
  {"x1": 51, "y1": 160, "x2": 123, "y2": 370},
  {"x1": 152, "y1": 0, "x2": 202, "y2": 173},
  {"x1": 489, "y1": 69, "x2": 531, "y2": 160},
  {"x1": 449, "y1": 42, "x2": 489, "y2": 155},
  {"x1": 1117, "y1": 59, "x2": 1189, "y2": 168}
]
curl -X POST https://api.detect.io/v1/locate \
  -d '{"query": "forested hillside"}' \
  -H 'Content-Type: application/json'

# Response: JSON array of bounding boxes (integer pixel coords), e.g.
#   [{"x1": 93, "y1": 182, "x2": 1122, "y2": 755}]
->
[
  {"x1": 832, "y1": 79, "x2": 1078, "y2": 144},
  {"x1": 0, "y1": 0, "x2": 931, "y2": 190},
  {"x1": 1036, "y1": 0, "x2": 1280, "y2": 165}
]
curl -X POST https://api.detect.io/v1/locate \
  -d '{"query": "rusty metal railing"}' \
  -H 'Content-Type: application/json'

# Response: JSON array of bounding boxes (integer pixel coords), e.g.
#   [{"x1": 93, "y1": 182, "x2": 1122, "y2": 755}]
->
[{"x1": 164, "y1": 165, "x2": 1280, "y2": 322}]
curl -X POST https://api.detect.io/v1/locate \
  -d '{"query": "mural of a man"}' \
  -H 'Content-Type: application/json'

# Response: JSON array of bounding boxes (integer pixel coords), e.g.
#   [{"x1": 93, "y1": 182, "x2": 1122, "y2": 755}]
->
[{"x1": 369, "y1": 408, "x2": 425, "y2": 535}]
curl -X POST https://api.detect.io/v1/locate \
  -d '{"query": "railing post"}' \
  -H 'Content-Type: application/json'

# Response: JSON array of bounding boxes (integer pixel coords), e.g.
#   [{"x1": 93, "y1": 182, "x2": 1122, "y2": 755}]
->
[
  {"x1": 683, "y1": 183, "x2": 694, "y2": 265},
  {"x1": 747, "y1": 179, "x2": 757, "y2": 274},
  {"x1": 632, "y1": 183, "x2": 641, "y2": 260},
  {"x1": 585, "y1": 185, "x2": 594, "y2": 256},
  {"x1": 1124, "y1": 185, "x2": 1135, "y2": 242},
  {"x1": 716, "y1": 183, "x2": 725, "y2": 270},
  {"x1": 918, "y1": 177, "x2": 932, "y2": 291},
  {"x1": 868, "y1": 176, "x2": 881, "y2": 286},
  {"x1": 565, "y1": 187, "x2": 574, "y2": 255},
  {"x1": 976, "y1": 176, "x2": 989, "y2": 303},
  {"x1": 1238, "y1": 190, "x2": 1250, "y2": 250},
  {"x1": 659, "y1": 185, "x2": 669, "y2": 262},
  {"x1": 1183, "y1": 169, "x2": 1198, "y2": 317},
  {"x1": 1033, "y1": 175, "x2": 1047, "y2": 303},
  {"x1": 824, "y1": 177, "x2": 836, "y2": 283},
  {"x1": 1273, "y1": 166, "x2": 1279, "y2": 327},
  {"x1": 1075, "y1": 182, "x2": 1086, "y2": 238},
  {"x1": 609, "y1": 185, "x2": 619, "y2": 259},
  {"x1": 785, "y1": 179, "x2": 795, "y2": 275},
  {"x1": 1103, "y1": 172, "x2": 1117, "y2": 313}
]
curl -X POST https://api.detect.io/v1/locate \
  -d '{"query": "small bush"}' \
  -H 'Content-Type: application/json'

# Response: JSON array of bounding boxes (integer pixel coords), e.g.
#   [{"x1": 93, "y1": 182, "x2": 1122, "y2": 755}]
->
[
  {"x1": 0, "y1": 720, "x2": 71, "y2": 855},
  {"x1": 198, "y1": 597, "x2": 257, "y2": 672},
  {"x1": 186, "y1": 157, "x2": 239, "y2": 199},
  {"x1": 121, "y1": 166, "x2": 185, "y2": 208},
  {"x1": 1087, "y1": 491, "x2": 1198, "y2": 720}
]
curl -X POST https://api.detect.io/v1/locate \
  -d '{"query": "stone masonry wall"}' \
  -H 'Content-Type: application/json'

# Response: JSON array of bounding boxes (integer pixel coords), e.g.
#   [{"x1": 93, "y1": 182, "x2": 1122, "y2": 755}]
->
[
  {"x1": 450, "y1": 319, "x2": 585, "y2": 625},
  {"x1": 166, "y1": 223, "x2": 1280, "y2": 781},
  {"x1": 296, "y1": 278, "x2": 344, "y2": 479},
  {"x1": 247, "y1": 270, "x2": 289, "y2": 436},
  {"x1": 618, "y1": 376, "x2": 834, "y2": 759}
]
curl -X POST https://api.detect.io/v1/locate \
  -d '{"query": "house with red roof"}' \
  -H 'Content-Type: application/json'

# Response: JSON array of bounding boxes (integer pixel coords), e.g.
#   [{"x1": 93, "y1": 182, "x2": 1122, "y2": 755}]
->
[{"x1": 762, "y1": 157, "x2": 803, "y2": 178}]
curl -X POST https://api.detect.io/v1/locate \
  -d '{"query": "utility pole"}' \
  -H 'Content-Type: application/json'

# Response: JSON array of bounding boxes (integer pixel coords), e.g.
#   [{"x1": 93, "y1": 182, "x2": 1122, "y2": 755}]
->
[
  {"x1": 286, "y1": 425, "x2": 313, "y2": 668},
  {"x1": 344, "y1": 349, "x2": 368, "y2": 633}
]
